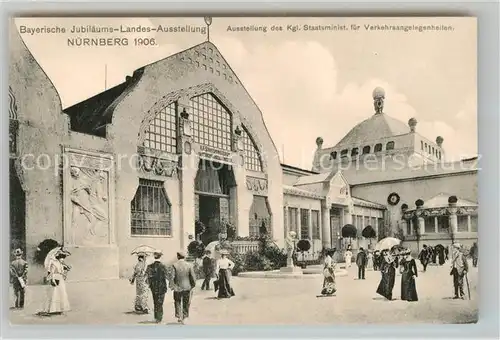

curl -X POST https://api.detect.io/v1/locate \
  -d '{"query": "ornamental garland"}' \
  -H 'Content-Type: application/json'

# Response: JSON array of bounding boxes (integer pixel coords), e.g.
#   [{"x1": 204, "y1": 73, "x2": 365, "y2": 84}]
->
[{"x1": 387, "y1": 192, "x2": 400, "y2": 206}]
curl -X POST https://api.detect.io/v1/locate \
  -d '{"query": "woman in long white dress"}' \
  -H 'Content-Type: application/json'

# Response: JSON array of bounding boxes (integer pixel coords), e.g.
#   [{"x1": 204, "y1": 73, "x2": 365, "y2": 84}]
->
[
  {"x1": 41, "y1": 250, "x2": 71, "y2": 315},
  {"x1": 344, "y1": 246, "x2": 353, "y2": 268}
]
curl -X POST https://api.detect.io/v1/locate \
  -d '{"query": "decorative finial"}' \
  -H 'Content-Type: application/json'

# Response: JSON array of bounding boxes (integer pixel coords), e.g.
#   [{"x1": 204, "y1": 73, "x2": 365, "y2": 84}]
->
[
  {"x1": 436, "y1": 136, "x2": 444, "y2": 146},
  {"x1": 315, "y1": 137, "x2": 324, "y2": 149},
  {"x1": 372, "y1": 87, "x2": 385, "y2": 114},
  {"x1": 408, "y1": 117, "x2": 417, "y2": 132},
  {"x1": 204, "y1": 17, "x2": 212, "y2": 42}
]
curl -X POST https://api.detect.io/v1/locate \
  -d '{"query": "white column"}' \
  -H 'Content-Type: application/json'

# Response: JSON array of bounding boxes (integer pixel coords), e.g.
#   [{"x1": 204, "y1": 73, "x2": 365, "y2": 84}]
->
[
  {"x1": 418, "y1": 216, "x2": 425, "y2": 235},
  {"x1": 409, "y1": 219, "x2": 414, "y2": 235},
  {"x1": 434, "y1": 216, "x2": 438, "y2": 233},
  {"x1": 448, "y1": 203, "x2": 458, "y2": 241},
  {"x1": 401, "y1": 219, "x2": 408, "y2": 236},
  {"x1": 467, "y1": 215, "x2": 472, "y2": 232},
  {"x1": 308, "y1": 209, "x2": 313, "y2": 240},
  {"x1": 297, "y1": 208, "x2": 302, "y2": 239},
  {"x1": 283, "y1": 205, "x2": 289, "y2": 239},
  {"x1": 321, "y1": 202, "x2": 331, "y2": 248}
]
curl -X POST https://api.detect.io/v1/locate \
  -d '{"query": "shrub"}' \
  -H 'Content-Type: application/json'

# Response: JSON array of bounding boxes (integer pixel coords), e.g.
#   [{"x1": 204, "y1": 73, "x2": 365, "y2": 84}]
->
[{"x1": 187, "y1": 241, "x2": 205, "y2": 258}]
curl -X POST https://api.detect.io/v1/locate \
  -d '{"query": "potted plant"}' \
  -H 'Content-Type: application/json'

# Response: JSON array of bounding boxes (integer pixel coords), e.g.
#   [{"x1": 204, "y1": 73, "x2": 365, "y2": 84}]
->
[
  {"x1": 362, "y1": 225, "x2": 377, "y2": 248},
  {"x1": 296, "y1": 239, "x2": 311, "y2": 269}
]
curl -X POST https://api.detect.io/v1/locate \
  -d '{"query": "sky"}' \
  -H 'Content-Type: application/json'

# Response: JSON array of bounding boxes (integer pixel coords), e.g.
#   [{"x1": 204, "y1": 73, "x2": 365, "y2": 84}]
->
[{"x1": 15, "y1": 17, "x2": 477, "y2": 169}]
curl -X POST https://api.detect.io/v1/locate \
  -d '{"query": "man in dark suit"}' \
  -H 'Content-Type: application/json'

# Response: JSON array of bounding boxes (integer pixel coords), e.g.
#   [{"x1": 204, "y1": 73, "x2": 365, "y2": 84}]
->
[
  {"x1": 171, "y1": 251, "x2": 197, "y2": 324},
  {"x1": 10, "y1": 248, "x2": 28, "y2": 309},
  {"x1": 201, "y1": 250, "x2": 213, "y2": 290},
  {"x1": 146, "y1": 250, "x2": 169, "y2": 323},
  {"x1": 356, "y1": 247, "x2": 367, "y2": 280}
]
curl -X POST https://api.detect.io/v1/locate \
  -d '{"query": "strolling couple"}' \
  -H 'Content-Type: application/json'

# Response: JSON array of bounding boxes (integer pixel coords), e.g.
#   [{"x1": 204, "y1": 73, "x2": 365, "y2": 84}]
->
[{"x1": 147, "y1": 251, "x2": 196, "y2": 324}]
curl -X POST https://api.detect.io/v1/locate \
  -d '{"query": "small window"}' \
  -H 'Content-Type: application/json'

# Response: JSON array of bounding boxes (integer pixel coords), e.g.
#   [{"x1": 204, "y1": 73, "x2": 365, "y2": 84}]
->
[
  {"x1": 425, "y1": 143, "x2": 428, "y2": 152},
  {"x1": 340, "y1": 149, "x2": 348, "y2": 157},
  {"x1": 421, "y1": 141, "x2": 424, "y2": 151},
  {"x1": 362, "y1": 146, "x2": 371, "y2": 154},
  {"x1": 374, "y1": 143, "x2": 383, "y2": 152},
  {"x1": 351, "y1": 148, "x2": 359, "y2": 156},
  {"x1": 330, "y1": 151, "x2": 337, "y2": 160},
  {"x1": 386, "y1": 141, "x2": 395, "y2": 150}
]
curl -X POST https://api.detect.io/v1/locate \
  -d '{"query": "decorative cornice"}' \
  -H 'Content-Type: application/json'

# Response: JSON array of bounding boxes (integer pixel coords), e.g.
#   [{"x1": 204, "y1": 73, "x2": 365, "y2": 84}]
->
[{"x1": 403, "y1": 206, "x2": 478, "y2": 219}]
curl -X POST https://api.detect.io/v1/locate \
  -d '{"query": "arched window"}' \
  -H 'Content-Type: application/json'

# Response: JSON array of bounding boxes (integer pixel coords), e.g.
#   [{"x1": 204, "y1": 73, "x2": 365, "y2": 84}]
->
[
  {"x1": 330, "y1": 151, "x2": 337, "y2": 160},
  {"x1": 362, "y1": 146, "x2": 371, "y2": 154},
  {"x1": 374, "y1": 143, "x2": 383, "y2": 152},
  {"x1": 144, "y1": 102, "x2": 177, "y2": 153},
  {"x1": 190, "y1": 93, "x2": 232, "y2": 151},
  {"x1": 351, "y1": 148, "x2": 359, "y2": 156},
  {"x1": 340, "y1": 149, "x2": 349, "y2": 158},
  {"x1": 386, "y1": 141, "x2": 395, "y2": 150},
  {"x1": 241, "y1": 126, "x2": 263, "y2": 172},
  {"x1": 131, "y1": 179, "x2": 172, "y2": 236}
]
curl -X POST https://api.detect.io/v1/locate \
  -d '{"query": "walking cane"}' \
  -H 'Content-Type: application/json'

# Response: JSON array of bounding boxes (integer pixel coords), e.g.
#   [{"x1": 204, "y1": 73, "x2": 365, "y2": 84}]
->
[{"x1": 465, "y1": 273, "x2": 471, "y2": 300}]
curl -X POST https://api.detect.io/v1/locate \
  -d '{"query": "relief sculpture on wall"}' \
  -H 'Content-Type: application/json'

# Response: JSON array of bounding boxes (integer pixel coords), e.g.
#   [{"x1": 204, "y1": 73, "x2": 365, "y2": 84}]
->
[{"x1": 69, "y1": 166, "x2": 109, "y2": 246}]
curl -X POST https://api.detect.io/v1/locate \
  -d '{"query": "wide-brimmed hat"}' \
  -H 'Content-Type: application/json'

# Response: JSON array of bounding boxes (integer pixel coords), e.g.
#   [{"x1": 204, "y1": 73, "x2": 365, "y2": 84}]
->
[
  {"x1": 452, "y1": 243, "x2": 461, "y2": 249},
  {"x1": 153, "y1": 249, "x2": 163, "y2": 256},
  {"x1": 13, "y1": 248, "x2": 23, "y2": 256},
  {"x1": 219, "y1": 249, "x2": 230, "y2": 255}
]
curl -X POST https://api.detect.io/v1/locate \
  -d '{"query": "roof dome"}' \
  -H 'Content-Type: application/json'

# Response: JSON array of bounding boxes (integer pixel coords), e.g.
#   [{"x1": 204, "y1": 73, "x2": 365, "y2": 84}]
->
[{"x1": 334, "y1": 113, "x2": 410, "y2": 148}]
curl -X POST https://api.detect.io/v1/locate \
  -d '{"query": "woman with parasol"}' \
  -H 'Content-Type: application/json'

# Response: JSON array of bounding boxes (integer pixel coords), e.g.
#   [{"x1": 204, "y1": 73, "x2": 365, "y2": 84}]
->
[
  {"x1": 129, "y1": 245, "x2": 155, "y2": 314},
  {"x1": 39, "y1": 247, "x2": 71, "y2": 316},
  {"x1": 376, "y1": 249, "x2": 396, "y2": 301}
]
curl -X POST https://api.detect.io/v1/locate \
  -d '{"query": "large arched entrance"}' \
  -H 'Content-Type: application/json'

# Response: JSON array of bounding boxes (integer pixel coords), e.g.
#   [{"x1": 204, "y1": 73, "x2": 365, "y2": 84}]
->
[
  {"x1": 194, "y1": 159, "x2": 236, "y2": 245},
  {"x1": 10, "y1": 159, "x2": 26, "y2": 254}
]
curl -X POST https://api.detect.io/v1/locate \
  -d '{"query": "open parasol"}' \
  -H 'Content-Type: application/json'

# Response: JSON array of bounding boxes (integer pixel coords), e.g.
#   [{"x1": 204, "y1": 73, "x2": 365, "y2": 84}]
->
[
  {"x1": 375, "y1": 237, "x2": 401, "y2": 251},
  {"x1": 44, "y1": 246, "x2": 71, "y2": 270},
  {"x1": 130, "y1": 245, "x2": 156, "y2": 255}
]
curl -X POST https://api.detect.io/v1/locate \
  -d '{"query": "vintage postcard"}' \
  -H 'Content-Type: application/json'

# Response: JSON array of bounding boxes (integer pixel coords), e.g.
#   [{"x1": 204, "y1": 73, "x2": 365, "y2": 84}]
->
[{"x1": 9, "y1": 16, "x2": 477, "y2": 325}]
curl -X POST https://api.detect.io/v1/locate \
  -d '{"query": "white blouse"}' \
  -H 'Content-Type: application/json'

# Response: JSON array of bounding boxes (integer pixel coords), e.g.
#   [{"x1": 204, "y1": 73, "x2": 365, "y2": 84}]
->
[{"x1": 216, "y1": 258, "x2": 234, "y2": 272}]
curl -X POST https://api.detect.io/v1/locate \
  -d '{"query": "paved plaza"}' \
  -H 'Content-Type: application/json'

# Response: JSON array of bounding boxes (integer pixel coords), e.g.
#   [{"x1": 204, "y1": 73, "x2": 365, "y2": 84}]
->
[{"x1": 9, "y1": 261, "x2": 478, "y2": 325}]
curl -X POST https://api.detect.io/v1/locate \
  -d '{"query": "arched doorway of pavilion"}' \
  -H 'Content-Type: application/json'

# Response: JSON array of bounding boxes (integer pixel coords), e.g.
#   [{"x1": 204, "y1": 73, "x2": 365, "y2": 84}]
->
[
  {"x1": 10, "y1": 159, "x2": 26, "y2": 255},
  {"x1": 194, "y1": 159, "x2": 236, "y2": 245}
]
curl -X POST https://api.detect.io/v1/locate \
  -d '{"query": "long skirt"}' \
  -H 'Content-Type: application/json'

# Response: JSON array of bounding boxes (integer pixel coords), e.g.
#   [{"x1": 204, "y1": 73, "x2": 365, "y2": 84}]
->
[
  {"x1": 321, "y1": 275, "x2": 336, "y2": 296},
  {"x1": 401, "y1": 273, "x2": 418, "y2": 301},
  {"x1": 134, "y1": 277, "x2": 149, "y2": 312},
  {"x1": 367, "y1": 258, "x2": 374, "y2": 270},
  {"x1": 217, "y1": 269, "x2": 235, "y2": 299},
  {"x1": 43, "y1": 279, "x2": 70, "y2": 314},
  {"x1": 376, "y1": 268, "x2": 395, "y2": 300}
]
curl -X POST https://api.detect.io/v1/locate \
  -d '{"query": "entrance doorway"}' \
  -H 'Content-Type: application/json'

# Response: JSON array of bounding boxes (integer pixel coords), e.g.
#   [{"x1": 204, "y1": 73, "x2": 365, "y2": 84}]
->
[
  {"x1": 10, "y1": 160, "x2": 26, "y2": 255},
  {"x1": 330, "y1": 207, "x2": 342, "y2": 250},
  {"x1": 194, "y1": 159, "x2": 235, "y2": 245},
  {"x1": 198, "y1": 195, "x2": 220, "y2": 245}
]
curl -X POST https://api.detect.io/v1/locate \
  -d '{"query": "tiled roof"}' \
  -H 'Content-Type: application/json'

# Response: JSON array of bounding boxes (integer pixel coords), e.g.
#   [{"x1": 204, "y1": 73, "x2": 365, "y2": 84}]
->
[
  {"x1": 352, "y1": 196, "x2": 386, "y2": 209},
  {"x1": 334, "y1": 113, "x2": 410, "y2": 148},
  {"x1": 283, "y1": 185, "x2": 325, "y2": 199},
  {"x1": 338, "y1": 160, "x2": 478, "y2": 185}
]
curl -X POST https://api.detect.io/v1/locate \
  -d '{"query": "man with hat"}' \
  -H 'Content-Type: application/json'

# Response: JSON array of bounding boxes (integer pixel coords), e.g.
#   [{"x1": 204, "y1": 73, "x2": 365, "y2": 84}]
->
[
  {"x1": 146, "y1": 250, "x2": 169, "y2": 323},
  {"x1": 450, "y1": 243, "x2": 468, "y2": 299},
  {"x1": 171, "y1": 251, "x2": 197, "y2": 324},
  {"x1": 10, "y1": 248, "x2": 28, "y2": 309}
]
